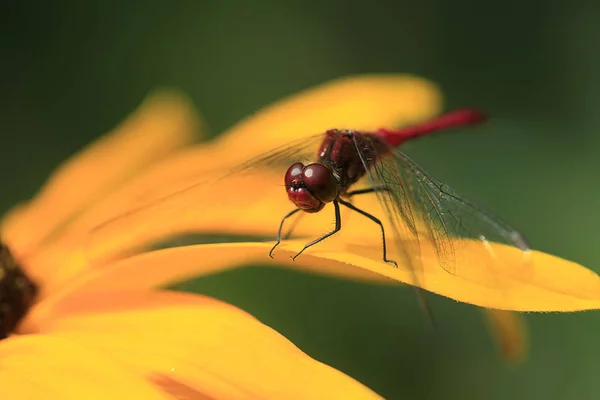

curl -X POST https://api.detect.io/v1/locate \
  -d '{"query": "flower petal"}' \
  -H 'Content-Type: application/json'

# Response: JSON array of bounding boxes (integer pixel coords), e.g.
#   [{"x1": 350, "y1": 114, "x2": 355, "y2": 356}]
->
[
  {"x1": 0, "y1": 334, "x2": 170, "y2": 400},
  {"x1": 80, "y1": 74, "x2": 441, "y2": 232},
  {"x1": 89, "y1": 74, "x2": 441, "y2": 218},
  {"x1": 100, "y1": 75, "x2": 441, "y2": 195},
  {"x1": 41, "y1": 241, "x2": 600, "y2": 313},
  {"x1": 482, "y1": 309, "x2": 528, "y2": 363},
  {"x1": 212, "y1": 74, "x2": 442, "y2": 163},
  {"x1": 1, "y1": 90, "x2": 204, "y2": 261},
  {"x1": 22, "y1": 75, "x2": 441, "y2": 288},
  {"x1": 34, "y1": 240, "x2": 392, "y2": 309},
  {"x1": 24, "y1": 290, "x2": 383, "y2": 400},
  {"x1": 81, "y1": 169, "x2": 332, "y2": 266},
  {"x1": 23, "y1": 165, "x2": 365, "y2": 294}
]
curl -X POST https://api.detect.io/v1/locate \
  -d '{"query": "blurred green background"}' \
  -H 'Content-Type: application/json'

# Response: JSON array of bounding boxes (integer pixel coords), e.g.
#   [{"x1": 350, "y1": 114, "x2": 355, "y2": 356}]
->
[{"x1": 2, "y1": 1, "x2": 599, "y2": 399}]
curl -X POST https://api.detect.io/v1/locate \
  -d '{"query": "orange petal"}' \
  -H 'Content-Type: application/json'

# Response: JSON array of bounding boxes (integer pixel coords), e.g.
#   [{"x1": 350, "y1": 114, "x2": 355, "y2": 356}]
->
[
  {"x1": 0, "y1": 334, "x2": 170, "y2": 400},
  {"x1": 80, "y1": 169, "x2": 333, "y2": 266},
  {"x1": 22, "y1": 167, "x2": 370, "y2": 295},
  {"x1": 75, "y1": 161, "x2": 416, "y2": 266},
  {"x1": 212, "y1": 74, "x2": 442, "y2": 163},
  {"x1": 23, "y1": 75, "x2": 441, "y2": 284},
  {"x1": 483, "y1": 309, "x2": 528, "y2": 363},
  {"x1": 1, "y1": 90, "x2": 204, "y2": 261},
  {"x1": 24, "y1": 165, "x2": 373, "y2": 292},
  {"x1": 106, "y1": 75, "x2": 441, "y2": 194},
  {"x1": 25, "y1": 290, "x2": 383, "y2": 400},
  {"x1": 81, "y1": 74, "x2": 440, "y2": 229},
  {"x1": 35, "y1": 239, "x2": 393, "y2": 309},
  {"x1": 27, "y1": 168, "x2": 387, "y2": 295},
  {"x1": 40, "y1": 241, "x2": 600, "y2": 313}
]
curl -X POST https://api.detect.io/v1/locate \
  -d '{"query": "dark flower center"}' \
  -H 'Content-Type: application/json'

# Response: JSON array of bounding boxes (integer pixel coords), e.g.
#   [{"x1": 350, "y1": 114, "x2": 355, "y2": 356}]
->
[{"x1": 0, "y1": 242, "x2": 38, "y2": 339}]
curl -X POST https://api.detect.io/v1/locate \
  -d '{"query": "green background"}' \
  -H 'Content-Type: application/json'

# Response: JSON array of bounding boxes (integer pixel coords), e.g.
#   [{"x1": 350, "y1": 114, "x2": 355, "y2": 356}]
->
[{"x1": 2, "y1": 1, "x2": 599, "y2": 399}]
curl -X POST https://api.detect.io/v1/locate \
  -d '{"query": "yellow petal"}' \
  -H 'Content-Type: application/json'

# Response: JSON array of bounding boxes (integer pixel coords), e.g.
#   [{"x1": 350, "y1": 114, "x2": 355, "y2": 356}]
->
[
  {"x1": 1, "y1": 90, "x2": 204, "y2": 261},
  {"x1": 212, "y1": 74, "x2": 442, "y2": 162},
  {"x1": 0, "y1": 334, "x2": 170, "y2": 400},
  {"x1": 23, "y1": 74, "x2": 442, "y2": 284},
  {"x1": 25, "y1": 290, "x2": 383, "y2": 400},
  {"x1": 41, "y1": 241, "x2": 600, "y2": 313},
  {"x1": 35, "y1": 239, "x2": 391, "y2": 310},
  {"x1": 84, "y1": 74, "x2": 440, "y2": 227},
  {"x1": 483, "y1": 309, "x2": 528, "y2": 363},
  {"x1": 23, "y1": 165, "x2": 363, "y2": 293},
  {"x1": 98, "y1": 74, "x2": 440, "y2": 215},
  {"x1": 81, "y1": 169, "x2": 323, "y2": 265},
  {"x1": 100, "y1": 75, "x2": 441, "y2": 197}
]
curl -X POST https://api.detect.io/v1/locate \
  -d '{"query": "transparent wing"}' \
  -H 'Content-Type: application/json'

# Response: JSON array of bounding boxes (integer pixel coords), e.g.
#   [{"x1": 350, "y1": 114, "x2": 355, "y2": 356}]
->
[
  {"x1": 354, "y1": 134, "x2": 530, "y2": 286},
  {"x1": 350, "y1": 134, "x2": 432, "y2": 317},
  {"x1": 83, "y1": 133, "x2": 327, "y2": 265},
  {"x1": 226, "y1": 134, "x2": 322, "y2": 174},
  {"x1": 393, "y1": 148, "x2": 529, "y2": 273}
]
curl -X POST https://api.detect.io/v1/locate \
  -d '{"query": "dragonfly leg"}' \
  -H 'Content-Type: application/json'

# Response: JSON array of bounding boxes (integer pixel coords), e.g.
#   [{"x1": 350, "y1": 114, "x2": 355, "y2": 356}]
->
[
  {"x1": 270, "y1": 208, "x2": 302, "y2": 258},
  {"x1": 291, "y1": 200, "x2": 342, "y2": 261},
  {"x1": 282, "y1": 211, "x2": 305, "y2": 241},
  {"x1": 338, "y1": 198, "x2": 398, "y2": 267}
]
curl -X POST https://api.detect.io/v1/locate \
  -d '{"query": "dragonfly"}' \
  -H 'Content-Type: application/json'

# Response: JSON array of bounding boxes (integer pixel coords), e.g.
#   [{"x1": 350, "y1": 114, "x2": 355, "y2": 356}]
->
[
  {"x1": 247, "y1": 108, "x2": 530, "y2": 319},
  {"x1": 262, "y1": 109, "x2": 529, "y2": 269}
]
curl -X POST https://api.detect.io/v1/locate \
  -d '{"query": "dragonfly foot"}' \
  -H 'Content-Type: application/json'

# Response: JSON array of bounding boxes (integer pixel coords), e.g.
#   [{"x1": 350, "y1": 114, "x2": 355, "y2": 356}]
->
[
  {"x1": 386, "y1": 259, "x2": 398, "y2": 268},
  {"x1": 268, "y1": 244, "x2": 279, "y2": 259}
]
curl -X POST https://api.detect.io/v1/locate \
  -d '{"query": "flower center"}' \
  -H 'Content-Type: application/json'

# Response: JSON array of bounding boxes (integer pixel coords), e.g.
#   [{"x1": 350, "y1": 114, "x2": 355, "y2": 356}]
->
[{"x1": 0, "y1": 242, "x2": 38, "y2": 339}]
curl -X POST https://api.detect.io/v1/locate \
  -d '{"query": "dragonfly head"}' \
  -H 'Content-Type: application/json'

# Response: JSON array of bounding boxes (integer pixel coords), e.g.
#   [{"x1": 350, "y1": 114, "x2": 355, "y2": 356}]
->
[{"x1": 285, "y1": 162, "x2": 339, "y2": 213}]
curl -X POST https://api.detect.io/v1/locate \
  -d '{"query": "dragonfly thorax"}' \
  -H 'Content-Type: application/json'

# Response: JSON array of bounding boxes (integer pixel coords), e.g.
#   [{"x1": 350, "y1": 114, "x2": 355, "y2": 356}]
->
[{"x1": 318, "y1": 129, "x2": 386, "y2": 192}]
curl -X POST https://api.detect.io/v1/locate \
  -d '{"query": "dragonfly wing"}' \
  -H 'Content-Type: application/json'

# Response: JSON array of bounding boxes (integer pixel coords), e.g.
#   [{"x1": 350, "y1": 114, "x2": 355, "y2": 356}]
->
[
  {"x1": 350, "y1": 132, "x2": 530, "y2": 290},
  {"x1": 350, "y1": 134, "x2": 439, "y2": 324},
  {"x1": 389, "y1": 147, "x2": 530, "y2": 278},
  {"x1": 226, "y1": 134, "x2": 323, "y2": 175},
  {"x1": 83, "y1": 133, "x2": 326, "y2": 264},
  {"x1": 350, "y1": 135, "x2": 428, "y2": 278}
]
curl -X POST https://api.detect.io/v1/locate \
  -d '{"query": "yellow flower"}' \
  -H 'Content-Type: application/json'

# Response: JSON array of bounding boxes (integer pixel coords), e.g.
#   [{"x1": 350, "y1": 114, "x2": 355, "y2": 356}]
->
[
  {"x1": 3, "y1": 74, "x2": 598, "y2": 399},
  {"x1": 0, "y1": 88, "x2": 388, "y2": 399}
]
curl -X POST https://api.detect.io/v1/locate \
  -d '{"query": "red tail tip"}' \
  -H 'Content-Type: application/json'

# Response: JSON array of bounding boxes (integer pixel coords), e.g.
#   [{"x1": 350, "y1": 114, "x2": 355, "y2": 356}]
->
[
  {"x1": 375, "y1": 107, "x2": 488, "y2": 147},
  {"x1": 452, "y1": 108, "x2": 487, "y2": 125}
]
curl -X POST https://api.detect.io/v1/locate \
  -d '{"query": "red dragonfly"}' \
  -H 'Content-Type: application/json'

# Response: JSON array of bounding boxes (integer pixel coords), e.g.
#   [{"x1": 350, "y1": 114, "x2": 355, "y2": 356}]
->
[
  {"x1": 246, "y1": 109, "x2": 529, "y2": 271},
  {"x1": 237, "y1": 108, "x2": 529, "y2": 319}
]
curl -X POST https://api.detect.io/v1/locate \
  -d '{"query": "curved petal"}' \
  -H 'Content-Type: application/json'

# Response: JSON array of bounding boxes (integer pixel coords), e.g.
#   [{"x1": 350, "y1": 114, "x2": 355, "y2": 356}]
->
[
  {"x1": 22, "y1": 75, "x2": 442, "y2": 287},
  {"x1": 38, "y1": 241, "x2": 600, "y2": 313},
  {"x1": 34, "y1": 240, "x2": 392, "y2": 308},
  {"x1": 69, "y1": 166, "x2": 406, "y2": 267},
  {"x1": 23, "y1": 290, "x2": 383, "y2": 400},
  {"x1": 80, "y1": 169, "x2": 333, "y2": 266},
  {"x1": 98, "y1": 75, "x2": 441, "y2": 198},
  {"x1": 21, "y1": 167, "x2": 362, "y2": 293},
  {"x1": 73, "y1": 74, "x2": 440, "y2": 233},
  {"x1": 0, "y1": 334, "x2": 170, "y2": 400},
  {"x1": 25, "y1": 172, "x2": 395, "y2": 297},
  {"x1": 212, "y1": 74, "x2": 442, "y2": 163},
  {"x1": 1, "y1": 90, "x2": 204, "y2": 262}
]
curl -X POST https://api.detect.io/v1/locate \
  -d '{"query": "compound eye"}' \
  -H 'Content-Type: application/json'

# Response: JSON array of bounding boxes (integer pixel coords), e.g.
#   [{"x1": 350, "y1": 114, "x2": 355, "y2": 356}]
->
[
  {"x1": 302, "y1": 163, "x2": 338, "y2": 203},
  {"x1": 285, "y1": 162, "x2": 305, "y2": 187}
]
